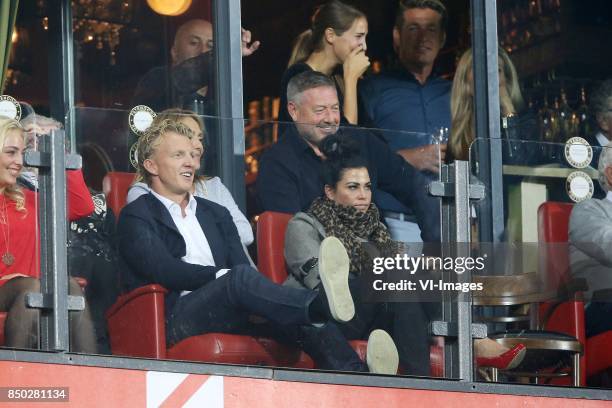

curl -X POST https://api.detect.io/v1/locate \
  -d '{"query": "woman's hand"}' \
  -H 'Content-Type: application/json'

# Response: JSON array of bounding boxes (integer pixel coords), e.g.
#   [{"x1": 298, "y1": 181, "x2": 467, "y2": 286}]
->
[
  {"x1": 499, "y1": 85, "x2": 516, "y2": 116},
  {"x1": 343, "y1": 46, "x2": 370, "y2": 83}
]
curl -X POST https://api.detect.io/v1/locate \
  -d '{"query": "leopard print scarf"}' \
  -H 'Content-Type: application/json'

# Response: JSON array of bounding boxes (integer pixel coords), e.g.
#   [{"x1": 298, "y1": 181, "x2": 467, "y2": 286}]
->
[{"x1": 308, "y1": 196, "x2": 399, "y2": 274}]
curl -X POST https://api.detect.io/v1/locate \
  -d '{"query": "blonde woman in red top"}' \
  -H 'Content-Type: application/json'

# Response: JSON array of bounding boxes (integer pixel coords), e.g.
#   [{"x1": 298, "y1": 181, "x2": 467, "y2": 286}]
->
[{"x1": 0, "y1": 117, "x2": 96, "y2": 352}]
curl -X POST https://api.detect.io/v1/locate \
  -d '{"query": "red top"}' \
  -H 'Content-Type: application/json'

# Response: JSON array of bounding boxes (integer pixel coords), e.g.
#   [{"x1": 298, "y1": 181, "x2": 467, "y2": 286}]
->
[{"x1": 0, "y1": 170, "x2": 94, "y2": 283}]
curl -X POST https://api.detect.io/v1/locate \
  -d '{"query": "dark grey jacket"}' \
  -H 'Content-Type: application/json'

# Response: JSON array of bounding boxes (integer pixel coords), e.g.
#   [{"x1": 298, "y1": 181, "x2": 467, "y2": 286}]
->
[{"x1": 284, "y1": 212, "x2": 328, "y2": 290}]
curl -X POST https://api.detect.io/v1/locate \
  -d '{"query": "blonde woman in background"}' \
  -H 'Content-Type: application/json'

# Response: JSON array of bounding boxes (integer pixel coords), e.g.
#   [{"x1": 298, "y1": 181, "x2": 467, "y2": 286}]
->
[{"x1": 448, "y1": 48, "x2": 536, "y2": 162}]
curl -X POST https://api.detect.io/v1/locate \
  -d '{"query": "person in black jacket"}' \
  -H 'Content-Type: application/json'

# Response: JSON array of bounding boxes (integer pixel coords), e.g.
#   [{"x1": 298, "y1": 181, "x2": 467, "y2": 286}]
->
[
  {"x1": 117, "y1": 118, "x2": 399, "y2": 373},
  {"x1": 132, "y1": 19, "x2": 260, "y2": 112},
  {"x1": 258, "y1": 70, "x2": 441, "y2": 243}
]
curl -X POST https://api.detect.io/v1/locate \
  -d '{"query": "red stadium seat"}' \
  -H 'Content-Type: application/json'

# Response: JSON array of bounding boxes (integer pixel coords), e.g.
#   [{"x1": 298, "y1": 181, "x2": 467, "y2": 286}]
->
[
  {"x1": 256, "y1": 211, "x2": 444, "y2": 377},
  {"x1": 102, "y1": 171, "x2": 136, "y2": 218},
  {"x1": 105, "y1": 284, "x2": 300, "y2": 366},
  {"x1": 103, "y1": 175, "x2": 310, "y2": 368},
  {"x1": 256, "y1": 211, "x2": 293, "y2": 285},
  {"x1": 537, "y1": 202, "x2": 612, "y2": 384},
  {"x1": 538, "y1": 201, "x2": 612, "y2": 384},
  {"x1": 536, "y1": 201, "x2": 585, "y2": 385}
]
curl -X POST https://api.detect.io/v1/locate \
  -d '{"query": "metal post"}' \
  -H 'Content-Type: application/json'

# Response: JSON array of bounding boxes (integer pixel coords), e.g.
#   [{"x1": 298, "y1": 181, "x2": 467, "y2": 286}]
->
[
  {"x1": 471, "y1": 0, "x2": 504, "y2": 243},
  {"x1": 47, "y1": 0, "x2": 76, "y2": 153},
  {"x1": 439, "y1": 164, "x2": 457, "y2": 378},
  {"x1": 573, "y1": 353, "x2": 580, "y2": 387},
  {"x1": 213, "y1": 0, "x2": 246, "y2": 211},
  {"x1": 24, "y1": 130, "x2": 85, "y2": 352},
  {"x1": 454, "y1": 161, "x2": 474, "y2": 382},
  {"x1": 36, "y1": 131, "x2": 69, "y2": 351},
  {"x1": 430, "y1": 163, "x2": 486, "y2": 381}
]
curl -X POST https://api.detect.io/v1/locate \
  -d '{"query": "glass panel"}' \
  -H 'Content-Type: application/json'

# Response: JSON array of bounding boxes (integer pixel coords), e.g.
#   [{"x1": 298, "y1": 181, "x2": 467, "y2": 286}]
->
[
  {"x1": 72, "y1": 0, "x2": 216, "y2": 115},
  {"x1": 468, "y1": 138, "x2": 608, "y2": 386},
  {"x1": 63, "y1": 107, "x2": 450, "y2": 378},
  {"x1": 496, "y1": 0, "x2": 612, "y2": 153},
  {"x1": 0, "y1": 110, "x2": 100, "y2": 354},
  {"x1": 3, "y1": 3, "x2": 50, "y2": 115}
]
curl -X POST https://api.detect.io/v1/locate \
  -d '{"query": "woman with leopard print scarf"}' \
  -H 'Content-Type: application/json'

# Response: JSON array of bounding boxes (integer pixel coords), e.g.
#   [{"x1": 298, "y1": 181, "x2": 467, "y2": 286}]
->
[
  {"x1": 307, "y1": 195, "x2": 399, "y2": 276},
  {"x1": 284, "y1": 134, "x2": 526, "y2": 376},
  {"x1": 284, "y1": 134, "x2": 432, "y2": 375}
]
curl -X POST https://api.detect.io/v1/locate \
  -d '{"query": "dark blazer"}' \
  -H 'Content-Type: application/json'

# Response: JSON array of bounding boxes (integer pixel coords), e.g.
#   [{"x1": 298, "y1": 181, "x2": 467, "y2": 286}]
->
[{"x1": 117, "y1": 193, "x2": 249, "y2": 314}]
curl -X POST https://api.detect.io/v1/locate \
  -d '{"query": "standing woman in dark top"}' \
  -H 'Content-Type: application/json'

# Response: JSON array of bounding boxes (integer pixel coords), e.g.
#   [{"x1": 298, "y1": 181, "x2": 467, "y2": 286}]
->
[{"x1": 279, "y1": 0, "x2": 370, "y2": 125}]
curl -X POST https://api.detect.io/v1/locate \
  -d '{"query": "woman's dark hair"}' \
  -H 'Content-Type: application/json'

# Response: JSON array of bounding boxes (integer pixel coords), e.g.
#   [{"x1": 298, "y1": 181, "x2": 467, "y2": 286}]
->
[
  {"x1": 288, "y1": 0, "x2": 366, "y2": 66},
  {"x1": 320, "y1": 134, "x2": 368, "y2": 187}
]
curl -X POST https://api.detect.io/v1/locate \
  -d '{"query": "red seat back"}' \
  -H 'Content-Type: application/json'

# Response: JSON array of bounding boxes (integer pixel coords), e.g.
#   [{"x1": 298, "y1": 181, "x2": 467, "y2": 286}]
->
[
  {"x1": 106, "y1": 284, "x2": 168, "y2": 359},
  {"x1": 105, "y1": 284, "x2": 315, "y2": 368},
  {"x1": 103, "y1": 172, "x2": 136, "y2": 218},
  {"x1": 537, "y1": 201, "x2": 586, "y2": 385},
  {"x1": 538, "y1": 202, "x2": 574, "y2": 290},
  {"x1": 256, "y1": 211, "x2": 293, "y2": 284}
]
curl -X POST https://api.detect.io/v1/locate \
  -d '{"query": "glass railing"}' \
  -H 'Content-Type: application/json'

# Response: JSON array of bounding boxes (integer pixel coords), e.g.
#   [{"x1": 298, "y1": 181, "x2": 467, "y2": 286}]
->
[
  {"x1": 4, "y1": 106, "x2": 452, "y2": 380},
  {"x1": 0, "y1": 115, "x2": 91, "y2": 354},
  {"x1": 6, "y1": 105, "x2": 612, "y2": 388}
]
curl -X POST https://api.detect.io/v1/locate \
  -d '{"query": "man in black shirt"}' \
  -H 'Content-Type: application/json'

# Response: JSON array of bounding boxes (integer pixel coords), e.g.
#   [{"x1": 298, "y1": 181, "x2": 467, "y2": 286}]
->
[
  {"x1": 132, "y1": 19, "x2": 260, "y2": 112},
  {"x1": 257, "y1": 71, "x2": 440, "y2": 242}
]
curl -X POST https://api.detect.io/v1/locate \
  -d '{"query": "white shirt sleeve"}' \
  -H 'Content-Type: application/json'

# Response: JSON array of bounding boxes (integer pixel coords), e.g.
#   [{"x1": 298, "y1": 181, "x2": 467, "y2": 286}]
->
[
  {"x1": 203, "y1": 178, "x2": 254, "y2": 246},
  {"x1": 215, "y1": 269, "x2": 230, "y2": 279}
]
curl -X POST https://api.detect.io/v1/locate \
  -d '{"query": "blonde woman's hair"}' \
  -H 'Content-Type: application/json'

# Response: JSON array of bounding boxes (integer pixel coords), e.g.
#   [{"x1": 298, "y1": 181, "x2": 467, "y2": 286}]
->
[
  {"x1": 0, "y1": 117, "x2": 25, "y2": 211},
  {"x1": 135, "y1": 119, "x2": 194, "y2": 185},
  {"x1": 449, "y1": 48, "x2": 524, "y2": 161},
  {"x1": 153, "y1": 108, "x2": 206, "y2": 140}
]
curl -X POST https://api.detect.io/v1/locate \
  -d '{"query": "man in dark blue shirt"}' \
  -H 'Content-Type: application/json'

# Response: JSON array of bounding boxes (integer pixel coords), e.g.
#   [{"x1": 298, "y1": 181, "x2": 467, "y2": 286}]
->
[
  {"x1": 257, "y1": 70, "x2": 440, "y2": 243},
  {"x1": 359, "y1": 0, "x2": 450, "y2": 244}
]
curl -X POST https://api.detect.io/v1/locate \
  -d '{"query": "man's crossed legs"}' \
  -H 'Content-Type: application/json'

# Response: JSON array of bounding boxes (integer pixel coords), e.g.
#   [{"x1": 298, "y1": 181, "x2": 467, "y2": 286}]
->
[{"x1": 166, "y1": 238, "x2": 399, "y2": 374}]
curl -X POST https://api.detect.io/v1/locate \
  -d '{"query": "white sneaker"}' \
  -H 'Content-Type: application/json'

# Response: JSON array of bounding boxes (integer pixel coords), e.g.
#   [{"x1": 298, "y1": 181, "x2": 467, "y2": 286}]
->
[
  {"x1": 318, "y1": 237, "x2": 354, "y2": 323},
  {"x1": 367, "y1": 329, "x2": 399, "y2": 375}
]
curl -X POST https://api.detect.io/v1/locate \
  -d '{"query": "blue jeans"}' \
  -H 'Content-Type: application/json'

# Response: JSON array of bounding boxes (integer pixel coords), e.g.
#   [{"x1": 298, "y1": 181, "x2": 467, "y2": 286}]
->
[{"x1": 166, "y1": 264, "x2": 365, "y2": 371}]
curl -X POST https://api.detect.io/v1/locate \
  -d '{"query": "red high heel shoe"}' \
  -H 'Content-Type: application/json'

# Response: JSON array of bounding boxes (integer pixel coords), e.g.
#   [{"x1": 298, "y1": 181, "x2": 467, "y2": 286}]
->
[{"x1": 476, "y1": 344, "x2": 526, "y2": 370}]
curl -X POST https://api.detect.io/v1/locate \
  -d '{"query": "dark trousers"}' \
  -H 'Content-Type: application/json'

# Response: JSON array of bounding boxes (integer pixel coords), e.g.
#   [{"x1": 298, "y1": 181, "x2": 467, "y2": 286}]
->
[
  {"x1": 333, "y1": 280, "x2": 432, "y2": 376},
  {"x1": 166, "y1": 264, "x2": 365, "y2": 372},
  {"x1": 70, "y1": 253, "x2": 120, "y2": 354},
  {"x1": 586, "y1": 301, "x2": 612, "y2": 338}
]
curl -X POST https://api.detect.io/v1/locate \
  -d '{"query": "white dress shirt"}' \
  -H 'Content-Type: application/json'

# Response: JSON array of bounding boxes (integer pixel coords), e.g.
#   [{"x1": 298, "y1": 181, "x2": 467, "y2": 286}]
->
[
  {"x1": 127, "y1": 178, "x2": 254, "y2": 245},
  {"x1": 596, "y1": 132, "x2": 610, "y2": 147},
  {"x1": 150, "y1": 190, "x2": 229, "y2": 295}
]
